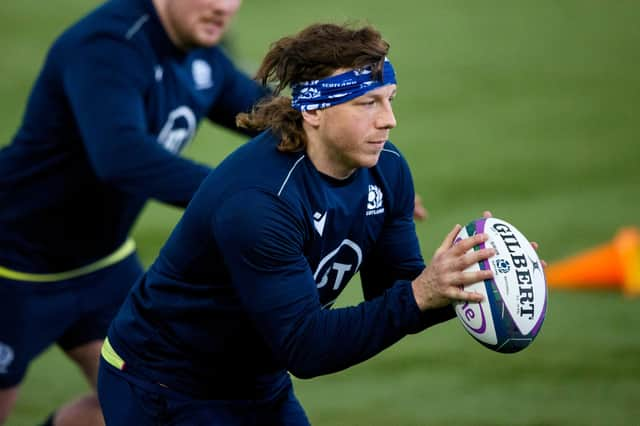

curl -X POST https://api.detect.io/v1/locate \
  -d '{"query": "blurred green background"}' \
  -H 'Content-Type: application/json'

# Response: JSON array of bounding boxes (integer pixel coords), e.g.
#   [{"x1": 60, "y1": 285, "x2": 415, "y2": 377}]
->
[{"x1": 1, "y1": 0, "x2": 639, "y2": 425}]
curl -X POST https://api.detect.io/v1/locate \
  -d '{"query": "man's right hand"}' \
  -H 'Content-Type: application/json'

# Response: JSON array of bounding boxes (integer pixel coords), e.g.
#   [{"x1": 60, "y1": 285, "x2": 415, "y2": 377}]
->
[{"x1": 411, "y1": 224, "x2": 495, "y2": 311}]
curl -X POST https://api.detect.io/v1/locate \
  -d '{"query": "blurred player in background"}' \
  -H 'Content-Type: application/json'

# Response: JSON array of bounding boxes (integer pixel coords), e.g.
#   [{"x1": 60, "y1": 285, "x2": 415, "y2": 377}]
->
[
  {"x1": 98, "y1": 22, "x2": 491, "y2": 425},
  {"x1": 0, "y1": 0, "x2": 271, "y2": 424}
]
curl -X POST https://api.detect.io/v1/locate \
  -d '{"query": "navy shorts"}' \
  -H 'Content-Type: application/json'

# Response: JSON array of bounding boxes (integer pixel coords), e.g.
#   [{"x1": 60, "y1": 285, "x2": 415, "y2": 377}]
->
[
  {"x1": 0, "y1": 253, "x2": 143, "y2": 388},
  {"x1": 98, "y1": 360, "x2": 311, "y2": 426}
]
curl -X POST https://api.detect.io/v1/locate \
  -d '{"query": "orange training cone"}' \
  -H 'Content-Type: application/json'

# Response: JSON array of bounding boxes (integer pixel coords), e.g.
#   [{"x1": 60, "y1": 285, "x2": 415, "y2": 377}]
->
[
  {"x1": 545, "y1": 227, "x2": 640, "y2": 296},
  {"x1": 617, "y1": 228, "x2": 640, "y2": 296}
]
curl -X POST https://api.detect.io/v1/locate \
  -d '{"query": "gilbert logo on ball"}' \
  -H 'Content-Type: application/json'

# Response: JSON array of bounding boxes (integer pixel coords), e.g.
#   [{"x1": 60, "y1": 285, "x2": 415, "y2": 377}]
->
[{"x1": 453, "y1": 217, "x2": 547, "y2": 353}]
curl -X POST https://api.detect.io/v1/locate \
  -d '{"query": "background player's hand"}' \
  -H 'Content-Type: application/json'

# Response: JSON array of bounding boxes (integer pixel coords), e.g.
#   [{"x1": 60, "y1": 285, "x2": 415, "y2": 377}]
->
[
  {"x1": 530, "y1": 241, "x2": 547, "y2": 268},
  {"x1": 413, "y1": 194, "x2": 428, "y2": 221},
  {"x1": 411, "y1": 224, "x2": 495, "y2": 311}
]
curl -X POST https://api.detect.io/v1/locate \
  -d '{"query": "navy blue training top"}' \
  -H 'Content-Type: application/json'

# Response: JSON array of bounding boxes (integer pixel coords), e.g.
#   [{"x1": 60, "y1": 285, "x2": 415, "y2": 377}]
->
[
  {"x1": 0, "y1": 0, "x2": 268, "y2": 272},
  {"x1": 108, "y1": 132, "x2": 455, "y2": 399}
]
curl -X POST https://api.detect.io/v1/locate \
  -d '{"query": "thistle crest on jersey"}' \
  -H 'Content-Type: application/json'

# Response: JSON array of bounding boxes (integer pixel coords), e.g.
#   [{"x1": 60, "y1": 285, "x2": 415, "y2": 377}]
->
[{"x1": 366, "y1": 185, "x2": 384, "y2": 216}]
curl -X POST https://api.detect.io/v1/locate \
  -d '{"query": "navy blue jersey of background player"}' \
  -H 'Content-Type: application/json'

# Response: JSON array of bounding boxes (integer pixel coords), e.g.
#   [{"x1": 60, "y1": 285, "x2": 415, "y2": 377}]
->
[
  {"x1": 0, "y1": 0, "x2": 268, "y2": 274},
  {"x1": 105, "y1": 131, "x2": 455, "y2": 399}
]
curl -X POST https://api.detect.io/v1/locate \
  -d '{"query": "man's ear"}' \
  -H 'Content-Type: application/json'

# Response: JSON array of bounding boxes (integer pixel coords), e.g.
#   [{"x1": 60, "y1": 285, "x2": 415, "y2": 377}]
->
[{"x1": 301, "y1": 109, "x2": 322, "y2": 128}]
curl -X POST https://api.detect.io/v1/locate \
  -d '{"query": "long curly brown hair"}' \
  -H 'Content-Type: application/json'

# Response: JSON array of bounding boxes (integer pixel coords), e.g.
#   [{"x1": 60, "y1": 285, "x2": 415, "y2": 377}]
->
[{"x1": 236, "y1": 23, "x2": 390, "y2": 152}]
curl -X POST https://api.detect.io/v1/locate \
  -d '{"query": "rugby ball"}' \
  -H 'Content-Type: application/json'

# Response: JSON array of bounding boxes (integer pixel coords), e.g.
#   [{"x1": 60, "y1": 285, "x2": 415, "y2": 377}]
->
[{"x1": 453, "y1": 217, "x2": 547, "y2": 353}]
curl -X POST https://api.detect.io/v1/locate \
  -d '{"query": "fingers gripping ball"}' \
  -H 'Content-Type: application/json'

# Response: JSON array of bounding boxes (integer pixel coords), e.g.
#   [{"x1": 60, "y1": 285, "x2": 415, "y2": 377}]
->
[{"x1": 454, "y1": 218, "x2": 547, "y2": 353}]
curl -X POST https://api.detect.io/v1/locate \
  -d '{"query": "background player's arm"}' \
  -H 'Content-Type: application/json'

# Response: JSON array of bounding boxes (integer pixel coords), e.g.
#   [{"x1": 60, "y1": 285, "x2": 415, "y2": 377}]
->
[
  {"x1": 64, "y1": 37, "x2": 213, "y2": 207},
  {"x1": 205, "y1": 51, "x2": 270, "y2": 136}
]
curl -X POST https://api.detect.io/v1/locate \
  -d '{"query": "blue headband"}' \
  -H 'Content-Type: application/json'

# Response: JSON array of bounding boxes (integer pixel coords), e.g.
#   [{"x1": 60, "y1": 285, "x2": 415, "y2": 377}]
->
[{"x1": 290, "y1": 58, "x2": 397, "y2": 112}]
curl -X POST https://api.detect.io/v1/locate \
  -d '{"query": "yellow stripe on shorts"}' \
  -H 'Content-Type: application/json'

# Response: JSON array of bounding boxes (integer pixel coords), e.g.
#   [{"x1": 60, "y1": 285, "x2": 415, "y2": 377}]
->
[
  {"x1": 0, "y1": 238, "x2": 136, "y2": 282},
  {"x1": 101, "y1": 337, "x2": 126, "y2": 370}
]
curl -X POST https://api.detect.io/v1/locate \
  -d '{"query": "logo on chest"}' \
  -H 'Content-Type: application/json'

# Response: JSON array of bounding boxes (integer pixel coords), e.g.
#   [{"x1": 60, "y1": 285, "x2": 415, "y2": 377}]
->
[
  {"x1": 192, "y1": 59, "x2": 214, "y2": 90},
  {"x1": 366, "y1": 184, "x2": 384, "y2": 216},
  {"x1": 313, "y1": 211, "x2": 327, "y2": 236},
  {"x1": 157, "y1": 106, "x2": 196, "y2": 153},
  {"x1": 313, "y1": 239, "x2": 363, "y2": 296}
]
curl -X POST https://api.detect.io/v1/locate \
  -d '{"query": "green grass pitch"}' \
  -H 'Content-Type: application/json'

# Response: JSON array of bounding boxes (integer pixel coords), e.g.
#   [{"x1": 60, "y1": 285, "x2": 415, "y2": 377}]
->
[{"x1": 1, "y1": 1, "x2": 639, "y2": 425}]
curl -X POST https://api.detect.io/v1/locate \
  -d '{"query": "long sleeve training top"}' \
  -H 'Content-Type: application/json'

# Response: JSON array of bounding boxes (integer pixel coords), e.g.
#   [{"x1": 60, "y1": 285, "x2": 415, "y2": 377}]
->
[{"x1": 108, "y1": 132, "x2": 455, "y2": 399}]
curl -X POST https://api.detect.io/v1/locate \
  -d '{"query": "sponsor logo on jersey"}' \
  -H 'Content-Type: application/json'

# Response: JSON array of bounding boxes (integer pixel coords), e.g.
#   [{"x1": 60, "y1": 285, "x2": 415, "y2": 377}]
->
[
  {"x1": 314, "y1": 239, "x2": 363, "y2": 302},
  {"x1": 0, "y1": 342, "x2": 14, "y2": 374},
  {"x1": 192, "y1": 59, "x2": 213, "y2": 90},
  {"x1": 313, "y1": 211, "x2": 327, "y2": 236},
  {"x1": 366, "y1": 184, "x2": 384, "y2": 216},
  {"x1": 157, "y1": 106, "x2": 196, "y2": 154}
]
